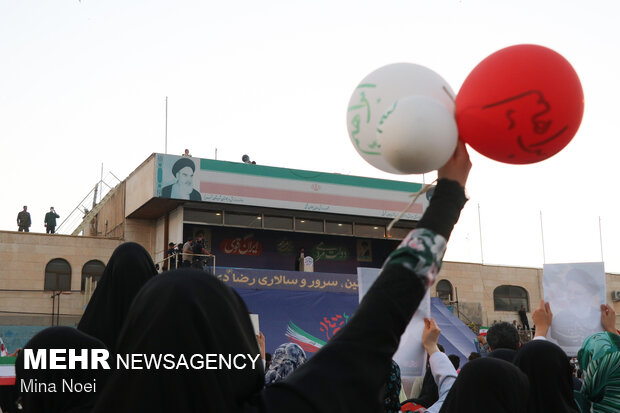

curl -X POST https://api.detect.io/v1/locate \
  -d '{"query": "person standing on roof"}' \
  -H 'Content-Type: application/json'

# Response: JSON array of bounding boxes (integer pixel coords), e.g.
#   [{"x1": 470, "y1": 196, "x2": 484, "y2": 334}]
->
[
  {"x1": 17, "y1": 206, "x2": 31, "y2": 232},
  {"x1": 44, "y1": 207, "x2": 60, "y2": 234}
]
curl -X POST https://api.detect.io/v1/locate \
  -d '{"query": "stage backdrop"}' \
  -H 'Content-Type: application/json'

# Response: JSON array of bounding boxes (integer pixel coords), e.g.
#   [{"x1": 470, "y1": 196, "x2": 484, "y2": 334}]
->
[{"x1": 186, "y1": 226, "x2": 400, "y2": 273}]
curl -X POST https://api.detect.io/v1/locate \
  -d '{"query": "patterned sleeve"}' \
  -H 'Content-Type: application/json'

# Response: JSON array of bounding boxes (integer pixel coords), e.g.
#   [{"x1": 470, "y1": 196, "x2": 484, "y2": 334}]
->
[{"x1": 383, "y1": 228, "x2": 447, "y2": 289}]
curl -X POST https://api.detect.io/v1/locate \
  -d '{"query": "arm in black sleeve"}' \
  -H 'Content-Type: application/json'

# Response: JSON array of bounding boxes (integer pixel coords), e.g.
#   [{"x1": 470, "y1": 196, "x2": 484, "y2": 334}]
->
[
  {"x1": 258, "y1": 180, "x2": 467, "y2": 413},
  {"x1": 416, "y1": 178, "x2": 468, "y2": 240}
]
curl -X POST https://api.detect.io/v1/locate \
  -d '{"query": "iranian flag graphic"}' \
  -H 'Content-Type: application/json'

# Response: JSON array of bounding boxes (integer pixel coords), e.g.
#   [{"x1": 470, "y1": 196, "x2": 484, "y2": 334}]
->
[
  {"x1": 285, "y1": 322, "x2": 327, "y2": 353},
  {"x1": 0, "y1": 357, "x2": 16, "y2": 386}
]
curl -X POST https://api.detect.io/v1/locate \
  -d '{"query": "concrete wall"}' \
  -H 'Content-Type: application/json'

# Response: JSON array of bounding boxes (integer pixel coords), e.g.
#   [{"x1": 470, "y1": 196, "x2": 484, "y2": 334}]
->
[
  {"x1": 152, "y1": 208, "x2": 184, "y2": 268},
  {"x1": 125, "y1": 154, "x2": 156, "y2": 217},
  {"x1": 90, "y1": 181, "x2": 126, "y2": 238},
  {"x1": 124, "y1": 218, "x2": 156, "y2": 257},
  {"x1": 154, "y1": 216, "x2": 166, "y2": 264},
  {"x1": 169, "y1": 206, "x2": 184, "y2": 247}
]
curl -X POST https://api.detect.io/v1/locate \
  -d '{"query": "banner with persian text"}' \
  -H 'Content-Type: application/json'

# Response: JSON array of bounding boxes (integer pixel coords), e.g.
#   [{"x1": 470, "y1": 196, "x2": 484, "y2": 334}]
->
[
  {"x1": 215, "y1": 267, "x2": 358, "y2": 294},
  {"x1": 185, "y1": 224, "x2": 399, "y2": 273}
]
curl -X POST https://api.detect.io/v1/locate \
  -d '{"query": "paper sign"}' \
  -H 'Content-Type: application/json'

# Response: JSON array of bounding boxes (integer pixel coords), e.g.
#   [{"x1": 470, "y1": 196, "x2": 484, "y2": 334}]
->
[
  {"x1": 543, "y1": 262, "x2": 606, "y2": 356},
  {"x1": 249, "y1": 314, "x2": 260, "y2": 336},
  {"x1": 358, "y1": 267, "x2": 429, "y2": 377}
]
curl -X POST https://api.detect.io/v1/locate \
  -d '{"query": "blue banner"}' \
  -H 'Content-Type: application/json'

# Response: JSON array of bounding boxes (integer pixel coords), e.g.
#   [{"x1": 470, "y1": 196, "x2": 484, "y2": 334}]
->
[
  {"x1": 216, "y1": 267, "x2": 359, "y2": 294},
  {"x1": 235, "y1": 288, "x2": 359, "y2": 356}
]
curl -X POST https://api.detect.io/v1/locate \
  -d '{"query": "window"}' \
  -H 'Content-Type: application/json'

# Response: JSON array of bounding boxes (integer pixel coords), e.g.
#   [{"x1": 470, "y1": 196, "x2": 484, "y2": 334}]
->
[
  {"x1": 264, "y1": 215, "x2": 293, "y2": 230},
  {"x1": 184, "y1": 209, "x2": 223, "y2": 224},
  {"x1": 354, "y1": 224, "x2": 386, "y2": 238},
  {"x1": 225, "y1": 212, "x2": 262, "y2": 227},
  {"x1": 81, "y1": 260, "x2": 105, "y2": 292},
  {"x1": 387, "y1": 226, "x2": 412, "y2": 239},
  {"x1": 295, "y1": 218, "x2": 323, "y2": 233},
  {"x1": 436, "y1": 279, "x2": 453, "y2": 302},
  {"x1": 44, "y1": 259, "x2": 71, "y2": 291},
  {"x1": 325, "y1": 221, "x2": 353, "y2": 235},
  {"x1": 493, "y1": 285, "x2": 529, "y2": 312}
]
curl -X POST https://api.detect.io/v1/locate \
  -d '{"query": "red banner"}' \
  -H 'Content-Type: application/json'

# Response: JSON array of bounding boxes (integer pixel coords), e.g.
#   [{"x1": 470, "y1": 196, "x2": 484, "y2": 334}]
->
[{"x1": 220, "y1": 235, "x2": 262, "y2": 256}]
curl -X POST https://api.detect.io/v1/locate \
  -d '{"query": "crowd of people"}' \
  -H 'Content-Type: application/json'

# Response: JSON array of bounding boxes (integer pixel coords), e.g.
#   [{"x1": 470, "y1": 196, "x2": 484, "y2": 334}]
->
[
  {"x1": 400, "y1": 303, "x2": 620, "y2": 413},
  {"x1": 162, "y1": 233, "x2": 211, "y2": 271},
  {"x1": 2, "y1": 143, "x2": 619, "y2": 412}
]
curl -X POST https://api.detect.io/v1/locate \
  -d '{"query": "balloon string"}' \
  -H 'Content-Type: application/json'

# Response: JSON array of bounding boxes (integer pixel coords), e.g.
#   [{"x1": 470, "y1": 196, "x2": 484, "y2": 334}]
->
[{"x1": 387, "y1": 179, "x2": 438, "y2": 233}]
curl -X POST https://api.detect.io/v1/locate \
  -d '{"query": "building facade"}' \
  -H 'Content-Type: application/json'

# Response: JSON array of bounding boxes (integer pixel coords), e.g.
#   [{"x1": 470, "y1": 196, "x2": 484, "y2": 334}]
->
[{"x1": 1, "y1": 153, "x2": 619, "y2": 349}]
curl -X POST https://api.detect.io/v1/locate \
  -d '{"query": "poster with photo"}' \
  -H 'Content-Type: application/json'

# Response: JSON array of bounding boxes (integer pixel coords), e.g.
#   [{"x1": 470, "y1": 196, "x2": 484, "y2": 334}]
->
[
  {"x1": 356, "y1": 239, "x2": 373, "y2": 262},
  {"x1": 543, "y1": 262, "x2": 606, "y2": 356},
  {"x1": 156, "y1": 155, "x2": 202, "y2": 201}
]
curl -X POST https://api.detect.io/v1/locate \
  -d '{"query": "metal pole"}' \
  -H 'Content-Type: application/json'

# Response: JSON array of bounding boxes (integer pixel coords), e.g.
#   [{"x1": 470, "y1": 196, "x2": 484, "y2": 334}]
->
[
  {"x1": 215, "y1": 148, "x2": 217, "y2": 160},
  {"x1": 100, "y1": 163, "x2": 103, "y2": 203},
  {"x1": 165, "y1": 96, "x2": 168, "y2": 154},
  {"x1": 477, "y1": 204, "x2": 484, "y2": 264},
  {"x1": 51, "y1": 294, "x2": 56, "y2": 326},
  {"x1": 92, "y1": 184, "x2": 98, "y2": 210},
  {"x1": 599, "y1": 216, "x2": 604, "y2": 262},
  {"x1": 56, "y1": 292, "x2": 60, "y2": 326},
  {"x1": 540, "y1": 210, "x2": 546, "y2": 264}
]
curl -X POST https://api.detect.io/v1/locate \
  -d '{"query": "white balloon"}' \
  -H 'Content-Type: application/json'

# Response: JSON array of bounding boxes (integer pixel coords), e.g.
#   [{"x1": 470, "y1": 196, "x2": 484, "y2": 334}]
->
[
  {"x1": 378, "y1": 95, "x2": 458, "y2": 174},
  {"x1": 346, "y1": 63, "x2": 455, "y2": 174}
]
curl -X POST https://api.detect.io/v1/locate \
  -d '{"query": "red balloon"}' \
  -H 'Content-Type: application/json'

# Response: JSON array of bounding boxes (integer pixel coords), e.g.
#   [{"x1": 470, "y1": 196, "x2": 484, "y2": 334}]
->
[{"x1": 456, "y1": 44, "x2": 584, "y2": 164}]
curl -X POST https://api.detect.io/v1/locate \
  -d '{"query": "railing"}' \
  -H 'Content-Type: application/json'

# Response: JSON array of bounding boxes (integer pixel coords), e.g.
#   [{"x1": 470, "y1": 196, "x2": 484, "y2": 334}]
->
[
  {"x1": 155, "y1": 253, "x2": 216, "y2": 275},
  {"x1": 518, "y1": 329, "x2": 533, "y2": 344},
  {"x1": 56, "y1": 172, "x2": 122, "y2": 235}
]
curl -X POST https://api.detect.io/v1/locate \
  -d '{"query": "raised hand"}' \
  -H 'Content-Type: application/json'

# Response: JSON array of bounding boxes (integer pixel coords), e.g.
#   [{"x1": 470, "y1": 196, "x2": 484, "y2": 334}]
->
[
  {"x1": 532, "y1": 300, "x2": 553, "y2": 337},
  {"x1": 437, "y1": 140, "x2": 472, "y2": 188}
]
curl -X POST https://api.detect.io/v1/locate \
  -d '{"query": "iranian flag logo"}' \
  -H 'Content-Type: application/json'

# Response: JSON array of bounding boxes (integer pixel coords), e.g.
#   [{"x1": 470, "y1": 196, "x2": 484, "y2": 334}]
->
[
  {"x1": 285, "y1": 313, "x2": 350, "y2": 353},
  {"x1": 0, "y1": 357, "x2": 16, "y2": 386}
]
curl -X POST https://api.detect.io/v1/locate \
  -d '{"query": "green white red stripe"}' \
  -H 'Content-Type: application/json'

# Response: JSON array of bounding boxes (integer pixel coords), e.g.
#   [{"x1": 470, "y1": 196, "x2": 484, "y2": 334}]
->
[
  {"x1": 154, "y1": 154, "x2": 429, "y2": 221},
  {"x1": 286, "y1": 321, "x2": 326, "y2": 353},
  {"x1": 0, "y1": 357, "x2": 16, "y2": 386}
]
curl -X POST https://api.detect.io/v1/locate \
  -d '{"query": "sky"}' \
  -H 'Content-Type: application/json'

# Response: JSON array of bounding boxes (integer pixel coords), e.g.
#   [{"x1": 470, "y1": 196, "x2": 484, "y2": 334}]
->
[{"x1": 1, "y1": 0, "x2": 620, "y2": 272}]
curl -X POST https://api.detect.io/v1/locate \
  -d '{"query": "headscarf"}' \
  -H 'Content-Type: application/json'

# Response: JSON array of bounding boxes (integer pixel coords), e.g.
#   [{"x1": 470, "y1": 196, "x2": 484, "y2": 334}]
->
[
  {"x1": 383, "y1": 360, "x2": 402, "y2": 413},
  {"x1": 92, "y1": 269, "x2": 263, "y2": 413},
  {"x1": 575, "y1": 332, "x2": 620, "y2": 412},
  {"x1": 15, "y1": 327, "x2": 110, "y2": 413},
  {"x1": 438, "y1": 357, "x2": 529, "y2": 413},
  {"x1": 513, "y1": 339, "x2": 579, "y2": 413},
  {"x1": 264, "y1": 343, "x2": 306, "y2": 387},
  {"x1": 411, "y1": 365, "x2": 439, "y2": 407},
  {"x1": 77, "y1": 242, "x2": 156, "y2": 352}
]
